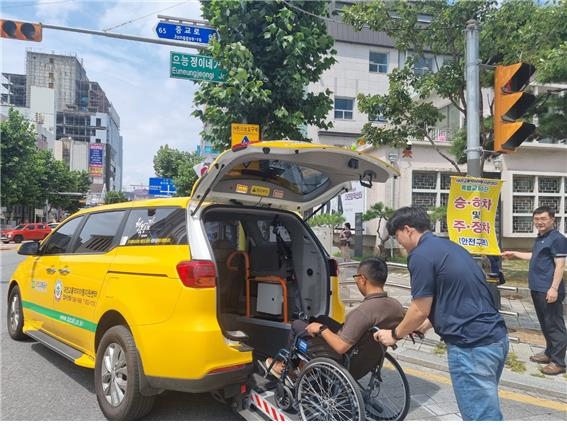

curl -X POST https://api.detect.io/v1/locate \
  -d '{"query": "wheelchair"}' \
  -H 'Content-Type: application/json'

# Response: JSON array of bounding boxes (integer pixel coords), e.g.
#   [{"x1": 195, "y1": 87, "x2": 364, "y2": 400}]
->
[{"x1": 263, "y1": 326, "x2": 411, "y2": 421}]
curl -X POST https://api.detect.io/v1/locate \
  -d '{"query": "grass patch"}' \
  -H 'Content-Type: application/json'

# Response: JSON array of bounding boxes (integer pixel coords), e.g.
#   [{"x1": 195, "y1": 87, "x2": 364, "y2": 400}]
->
[
  {"x1": 433, "y1": 342, "x2": 447, "y2": 355},
  {"x1": 505, "y1": 352, "x2": 527, "y2": 373}
]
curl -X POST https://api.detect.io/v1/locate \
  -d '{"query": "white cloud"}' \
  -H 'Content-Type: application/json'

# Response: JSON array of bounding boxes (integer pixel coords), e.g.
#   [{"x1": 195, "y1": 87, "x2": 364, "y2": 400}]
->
[{"x1": 1, "y1": 0, "x2": 206, "y2": 190}]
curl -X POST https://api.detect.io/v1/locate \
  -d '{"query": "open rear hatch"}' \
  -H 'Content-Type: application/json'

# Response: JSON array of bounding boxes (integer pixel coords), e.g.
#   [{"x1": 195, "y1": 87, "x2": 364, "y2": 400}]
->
[{"x1": 190, "y1": 141, "x2": 399, "y2": 215}]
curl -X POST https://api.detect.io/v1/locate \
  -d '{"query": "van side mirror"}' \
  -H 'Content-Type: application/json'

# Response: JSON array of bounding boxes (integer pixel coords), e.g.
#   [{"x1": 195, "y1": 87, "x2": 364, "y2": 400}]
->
[{"x1": 18, "y1": 241, "x2": 40, "y2": 256}]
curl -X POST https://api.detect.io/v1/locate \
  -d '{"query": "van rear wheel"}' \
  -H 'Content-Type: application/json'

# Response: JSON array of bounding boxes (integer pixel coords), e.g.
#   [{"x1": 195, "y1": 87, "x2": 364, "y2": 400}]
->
[{"x1": 95, "y1": 325, "x2": 155, "y2": 420}]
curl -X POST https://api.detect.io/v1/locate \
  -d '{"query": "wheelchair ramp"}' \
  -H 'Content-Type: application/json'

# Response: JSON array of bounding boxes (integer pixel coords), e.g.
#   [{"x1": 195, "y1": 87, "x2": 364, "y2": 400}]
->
[{"x1": 236, "y1": 372, "x2": 299, "y2": 421}]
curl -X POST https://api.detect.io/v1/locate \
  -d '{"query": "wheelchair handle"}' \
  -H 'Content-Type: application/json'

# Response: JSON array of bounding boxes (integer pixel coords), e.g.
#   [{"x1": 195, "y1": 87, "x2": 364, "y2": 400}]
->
[{"x1": 370, "y1": 326, "x2": 397, "y2": 350}]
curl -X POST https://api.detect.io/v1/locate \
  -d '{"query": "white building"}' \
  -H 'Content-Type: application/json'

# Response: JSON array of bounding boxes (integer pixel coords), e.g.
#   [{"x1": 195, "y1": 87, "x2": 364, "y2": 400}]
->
[{"x1": 307, "y1": 9, "x2": 567, "y2": 251}]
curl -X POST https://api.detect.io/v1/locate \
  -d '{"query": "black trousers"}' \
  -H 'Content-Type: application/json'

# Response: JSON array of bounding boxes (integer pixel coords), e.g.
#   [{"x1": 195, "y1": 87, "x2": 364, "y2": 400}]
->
[
  {"x1": 290, "y1": 316, "x2": 342, "y2": 362},
  {"x1": 531, "y1": 290, "x2": 567, "y2": 367}
]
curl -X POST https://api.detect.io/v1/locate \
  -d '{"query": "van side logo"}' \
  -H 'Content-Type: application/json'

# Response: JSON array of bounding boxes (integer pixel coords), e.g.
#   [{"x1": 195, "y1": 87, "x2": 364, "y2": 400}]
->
[{"x1": 54, "y1": 280, "x2": 63, "y2": 302}]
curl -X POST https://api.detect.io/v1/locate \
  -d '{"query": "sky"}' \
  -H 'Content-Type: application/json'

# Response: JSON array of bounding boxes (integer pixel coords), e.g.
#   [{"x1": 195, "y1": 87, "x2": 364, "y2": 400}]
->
[{"x1": 1, "y1": 0, "x2": 206, "y2": 190}]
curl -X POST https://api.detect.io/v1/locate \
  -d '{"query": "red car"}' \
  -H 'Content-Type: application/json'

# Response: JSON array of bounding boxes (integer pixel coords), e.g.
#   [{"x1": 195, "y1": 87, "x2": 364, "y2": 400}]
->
[{"x1": 1, "y1": 223, "x2": 52, "y2": 244}]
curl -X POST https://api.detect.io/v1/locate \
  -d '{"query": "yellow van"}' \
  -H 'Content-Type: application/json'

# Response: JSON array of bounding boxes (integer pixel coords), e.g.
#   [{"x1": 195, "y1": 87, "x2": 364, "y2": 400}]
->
[{"x1": 6, "y1": 141, "x2": 398, "y2": 420}]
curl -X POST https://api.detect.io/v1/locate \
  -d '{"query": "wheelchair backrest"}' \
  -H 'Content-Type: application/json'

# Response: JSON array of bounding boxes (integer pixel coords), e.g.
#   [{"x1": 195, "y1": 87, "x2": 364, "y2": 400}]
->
[{"x1": 346, "y1": 331, "x2": 386, "y2": 380}]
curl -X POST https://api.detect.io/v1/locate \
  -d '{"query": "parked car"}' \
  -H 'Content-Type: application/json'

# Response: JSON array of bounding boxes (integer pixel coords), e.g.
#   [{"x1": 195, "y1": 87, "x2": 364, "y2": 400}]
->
[
  {"x1": 48, "y1": 222, "x2": 60, "y2": 229},
  {"x1": 1, "y1": 222, "x2": 52, "y2": 244},
  {"x1": 6, "y1": 141, "x2": 398, "y2": 420}
]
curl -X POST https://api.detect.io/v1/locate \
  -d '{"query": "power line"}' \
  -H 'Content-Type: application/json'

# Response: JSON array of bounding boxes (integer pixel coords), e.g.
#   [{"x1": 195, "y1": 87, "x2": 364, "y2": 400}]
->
[{"x1": 102, "y1": 1, "x2": 189, "y2": 32}]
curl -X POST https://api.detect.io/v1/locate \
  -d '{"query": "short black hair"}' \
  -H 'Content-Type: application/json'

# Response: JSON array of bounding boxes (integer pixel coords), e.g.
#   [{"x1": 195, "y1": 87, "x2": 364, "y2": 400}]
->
[
  {"x1": 358, "y1": 257, "x2": 388, "y2": 287},
  {"x1": 533, "y1": 206, "x2": 555, "y2": 218},
  {"x1": 386, "y1": 206, "x2": 432, "y2": 236}
]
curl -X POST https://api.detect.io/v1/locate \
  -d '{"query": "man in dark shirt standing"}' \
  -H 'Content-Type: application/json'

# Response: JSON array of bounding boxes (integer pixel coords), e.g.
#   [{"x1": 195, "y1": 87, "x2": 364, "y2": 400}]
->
[
  {"x1": 375, "y1": 206, "x2": 508, "y2": 421},
  {"x1": 503, "y1": 206, "x2": 567, "y2": 375}
]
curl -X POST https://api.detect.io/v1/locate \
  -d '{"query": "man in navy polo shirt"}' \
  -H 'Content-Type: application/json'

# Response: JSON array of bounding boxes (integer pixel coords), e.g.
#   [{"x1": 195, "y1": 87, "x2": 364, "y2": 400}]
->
[
  {"x1": 375, "y1": 206, "x2": 508, "y2": 421},
  {"x1": 503, "y1": 206, "x2": 567, "y2": 375}
]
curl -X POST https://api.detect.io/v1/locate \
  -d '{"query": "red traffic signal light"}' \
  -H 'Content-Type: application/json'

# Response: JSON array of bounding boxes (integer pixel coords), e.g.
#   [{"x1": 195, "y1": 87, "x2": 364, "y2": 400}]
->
[
  {"x1": 0, "y1": 20, "x2": 42, "y2": 42},
  {"x1": 493, "y1": 63, "x2": 536, "y2": 153}
]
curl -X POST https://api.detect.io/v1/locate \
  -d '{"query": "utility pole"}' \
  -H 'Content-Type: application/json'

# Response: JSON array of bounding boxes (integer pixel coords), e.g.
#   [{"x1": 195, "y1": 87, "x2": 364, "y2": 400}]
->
[{"x1": 465, "y1": 19, "x2": 481, "y2": 178}]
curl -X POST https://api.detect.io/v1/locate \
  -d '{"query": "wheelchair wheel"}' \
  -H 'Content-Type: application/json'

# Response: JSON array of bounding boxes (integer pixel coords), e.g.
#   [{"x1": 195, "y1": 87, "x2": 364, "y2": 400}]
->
[
  {"x1": 296, "y1": 357, "x2": 365, "y2": 421},
  {"x1": 356, "y1": 352, "x2": 410, "y2": 421}
]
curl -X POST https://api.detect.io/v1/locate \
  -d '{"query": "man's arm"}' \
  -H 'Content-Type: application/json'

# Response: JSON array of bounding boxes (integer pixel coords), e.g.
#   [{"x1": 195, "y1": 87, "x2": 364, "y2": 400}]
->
[
  {"x1": 375, "y1": 297, "x2": 433, "y2": 347},
  {"x1": 547, "y1": 257, "x2": 566, "y2": 303},
  {"x1": 502, "y1": 251, "x2": 532, "y2": 261},
  {"x1": 304, "y1": 321, "x2": 353, "y2": 354}
]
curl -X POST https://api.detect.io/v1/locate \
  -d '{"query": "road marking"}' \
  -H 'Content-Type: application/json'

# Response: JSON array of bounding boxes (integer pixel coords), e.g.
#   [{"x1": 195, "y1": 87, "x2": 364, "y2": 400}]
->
[{"x1": 403, "y1": 365, "x2": 567, "y2": 412}]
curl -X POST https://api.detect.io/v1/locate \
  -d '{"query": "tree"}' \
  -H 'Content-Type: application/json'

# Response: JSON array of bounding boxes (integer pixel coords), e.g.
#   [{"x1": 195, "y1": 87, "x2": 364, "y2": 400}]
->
[
  {"x1": 104, "y1": 191, "x2": 129, "y2": 204},
  {"x1": 342, "y1": 0, "x2": 567, "y2": 171},
  {"x1": 153, "y1": 145, "x2": 203, "y2": 196},
  {"x1": 307, "y1": 212, "x2": 345, "y2": 228},
  {"x1": 1, "y1": 108, "x2": 39, "y2": 207},
  {"x1": 361, "y1": 202, "x2": 394, "y2": 256},
  {"x1": 194, "y1": 0, "x2": 337, "y2": 151}
]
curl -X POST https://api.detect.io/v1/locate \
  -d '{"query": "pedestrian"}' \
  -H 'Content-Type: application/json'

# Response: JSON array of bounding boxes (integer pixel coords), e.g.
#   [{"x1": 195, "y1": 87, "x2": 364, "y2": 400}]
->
[
  {"x1": 502, "y1": 206, "x2": 567, "y2": 375},
  {"x1": 339, "y1": 222, "x2": 352, "y2": 261},
  {"x1": 375, "y1": 206, "x2": 509, "y2": 421},
  {"x1": 264, "y1": 257, "x2": 404, "y2": 377}
]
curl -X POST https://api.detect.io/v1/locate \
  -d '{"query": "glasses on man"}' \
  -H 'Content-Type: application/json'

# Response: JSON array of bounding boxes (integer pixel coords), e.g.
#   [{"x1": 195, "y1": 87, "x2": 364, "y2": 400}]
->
[
  {"x1": 533, "y1": 217, "x2": 552, "y2": 222},
  {"x1": 352, "y1": 274, "x2": 363, "y2": 279}
]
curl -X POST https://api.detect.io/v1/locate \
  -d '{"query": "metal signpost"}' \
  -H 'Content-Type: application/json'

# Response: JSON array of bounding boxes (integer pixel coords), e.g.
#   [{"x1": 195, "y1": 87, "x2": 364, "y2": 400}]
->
[
  {"x1": 155, "y1": 21, "x2": 217, "y2": 44},
  {"x1": 170, "y1": 52, "x2": 226, "y2": 83}
]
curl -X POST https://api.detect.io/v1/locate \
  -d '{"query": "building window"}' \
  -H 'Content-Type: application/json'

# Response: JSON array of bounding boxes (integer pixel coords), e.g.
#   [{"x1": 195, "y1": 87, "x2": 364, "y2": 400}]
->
[
  {"x1": 411, "y1": 171, "x2": 472, "y2": 234},
  {"x1": 334, "y1": 98, "x2": 354, "y2": 120},
  {"x1": 369, "y1": 52, "x2": 388, "y2": 73},
  {"x1": 414, "y1": 56, "x2": 433, "y2": 76},
  {"x1": 511, "y1": 174, "x2": 566, "y2": 233}
]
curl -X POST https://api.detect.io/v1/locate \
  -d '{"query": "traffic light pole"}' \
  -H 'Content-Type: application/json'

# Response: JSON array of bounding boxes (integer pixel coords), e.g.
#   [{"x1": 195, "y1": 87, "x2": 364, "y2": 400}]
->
[
  {"x1": 465, "y1": 19, "x2": 481, "y2": 178},
  {"x1": 41, "y1": 23, "x2": 205, "y2": 50}
]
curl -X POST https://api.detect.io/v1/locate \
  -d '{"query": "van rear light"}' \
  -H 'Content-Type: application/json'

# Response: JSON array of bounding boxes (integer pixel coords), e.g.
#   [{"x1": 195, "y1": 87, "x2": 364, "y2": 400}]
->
[
  {"x1": 176, "y1": 260, "x2": 217, "y2": 288},
  {"x1": 329, "y1": 258, "x2": 339, "y2": 277}
]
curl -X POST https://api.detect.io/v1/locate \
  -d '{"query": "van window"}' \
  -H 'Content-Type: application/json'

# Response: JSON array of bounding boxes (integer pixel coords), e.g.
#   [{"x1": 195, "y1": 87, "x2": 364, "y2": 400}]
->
[
  {"x1": 42, "y1": 216, "x2": 83, "y2": 255},
  {"x1": 74, "y1": 211, "x2": 126, "y2": 253},
  {"x1": 226, "y1": 159, "x2": 329, "y2": 196},
  {"x1": 120, "y1": 207, "x2": 186, "y2": 246}
]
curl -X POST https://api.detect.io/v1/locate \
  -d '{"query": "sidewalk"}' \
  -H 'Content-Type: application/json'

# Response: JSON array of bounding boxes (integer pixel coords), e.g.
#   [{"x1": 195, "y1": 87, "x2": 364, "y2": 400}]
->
[{"x1": 338, "y1": 262, "x2": 567, "y2": 403}]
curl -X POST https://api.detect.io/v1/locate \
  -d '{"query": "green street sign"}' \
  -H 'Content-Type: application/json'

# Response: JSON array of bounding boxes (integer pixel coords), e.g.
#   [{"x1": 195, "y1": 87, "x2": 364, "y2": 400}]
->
[{"x1": 170, "y1": 52, "x2": 226, "y2": 83}]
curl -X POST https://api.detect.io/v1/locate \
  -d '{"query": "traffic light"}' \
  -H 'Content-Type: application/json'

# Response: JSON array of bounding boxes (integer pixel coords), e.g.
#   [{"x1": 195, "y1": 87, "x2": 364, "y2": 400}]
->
[
  {"x1": 493, "y1": 63, "x2": 536, "y2": 153},
  {"x1": 0, "y1": 20, "x2": 42, "y2": 42}
]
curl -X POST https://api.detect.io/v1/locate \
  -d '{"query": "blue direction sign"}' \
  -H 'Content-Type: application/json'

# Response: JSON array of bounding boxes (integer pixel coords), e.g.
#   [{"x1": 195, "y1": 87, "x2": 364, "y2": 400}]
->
[
  {"x1": 155, "y1": 22, "x2": 217, "y2": 44},
  {"x1": 149, "y1": 177, "x2": 176, "y2": 197}
]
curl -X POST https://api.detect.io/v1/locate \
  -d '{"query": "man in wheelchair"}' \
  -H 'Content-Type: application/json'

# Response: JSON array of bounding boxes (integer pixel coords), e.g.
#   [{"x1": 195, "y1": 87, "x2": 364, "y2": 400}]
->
[{"x1": 264, "y1": 257, "x2": 404, "y2": 378}]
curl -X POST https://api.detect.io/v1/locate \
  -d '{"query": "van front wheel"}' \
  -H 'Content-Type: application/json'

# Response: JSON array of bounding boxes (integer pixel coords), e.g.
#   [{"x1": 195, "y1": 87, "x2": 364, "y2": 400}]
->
[{"x1": 95, "y1": 325, "x2": 155, "y2": 420}]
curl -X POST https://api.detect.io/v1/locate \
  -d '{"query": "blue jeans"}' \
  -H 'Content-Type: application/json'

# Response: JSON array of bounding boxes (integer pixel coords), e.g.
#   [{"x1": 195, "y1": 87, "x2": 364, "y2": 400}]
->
[{"x1": 447, "y1": 335, "x2": 509, "y2": 421}]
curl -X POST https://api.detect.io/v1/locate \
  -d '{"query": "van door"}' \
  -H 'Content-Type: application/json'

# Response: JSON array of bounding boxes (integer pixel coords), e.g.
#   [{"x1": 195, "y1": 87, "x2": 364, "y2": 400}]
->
[
  {"x1": 189, "y1": 140, "x2": 399, "y2": 214},
  {"x1": 24, "y1": 216, "x2": 84, "y2": 334},
  {"x1": 50, "y1": 210, "x2": 126, "y2": 350}
]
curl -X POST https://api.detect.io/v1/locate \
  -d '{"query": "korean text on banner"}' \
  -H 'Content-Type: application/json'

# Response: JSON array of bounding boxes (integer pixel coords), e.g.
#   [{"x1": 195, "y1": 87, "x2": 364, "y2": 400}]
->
[{"x1": 447, "y1": 176, "x2": 503, "y2": 255}]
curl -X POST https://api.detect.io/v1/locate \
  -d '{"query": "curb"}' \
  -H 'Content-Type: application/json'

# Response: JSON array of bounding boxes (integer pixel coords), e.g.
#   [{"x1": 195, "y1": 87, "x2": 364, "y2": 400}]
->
[{"x1": 395, "y1": 346, "x2": 567, "y2": 402}]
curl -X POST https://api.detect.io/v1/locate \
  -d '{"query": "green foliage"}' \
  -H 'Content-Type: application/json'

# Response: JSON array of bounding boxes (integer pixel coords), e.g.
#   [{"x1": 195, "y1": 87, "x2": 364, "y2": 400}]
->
[
  {"x1": 153, "y1": 145, "x2": 203, "y2": 196},
  {"x1": 307, "y1": 212, "x2": 345, "y2": 227},
  {"x1": 104, "y1": 191, "x2": 129, "y2": 204},
  {"x1": 1, "y1": 108, "x2": 39, "y2": 207},
  {"x1": 194, "y1": 0, "x2": 337, "y2": 150},
  {"x1": 342, "y1": 0, "x2": 567, "y2": 169},
  {"x1": 361, "y1": 202, "x2": 394, "y2": 222},
  {"x1": 505, "y1": 352, "x2": 527, "y2": 373},
  {"x1": 1, "y1": 108, "x2": 89, "y2": 217}
]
